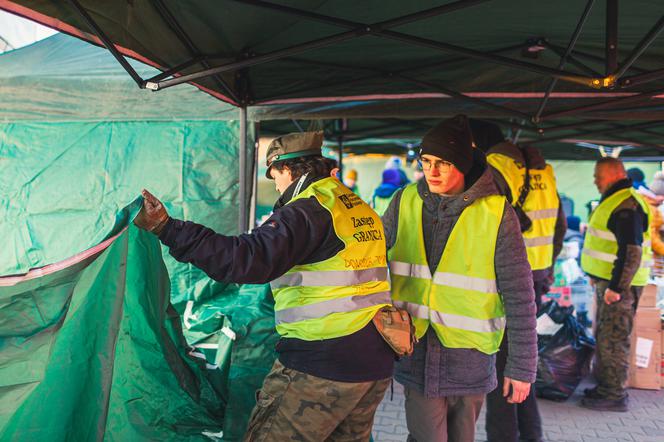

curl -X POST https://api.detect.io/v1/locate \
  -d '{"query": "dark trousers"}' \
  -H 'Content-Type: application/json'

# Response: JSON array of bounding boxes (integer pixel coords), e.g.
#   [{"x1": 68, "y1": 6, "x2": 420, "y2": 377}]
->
[
  {"x1": 593, "y1": 279, "x2": 642, "y2": 400},
  {"x1": 404, "y1": 387, "x2": 484, "y2": 442},
  {"x1": 485, "y1": 279, "x2": 545, "y2": 442}
]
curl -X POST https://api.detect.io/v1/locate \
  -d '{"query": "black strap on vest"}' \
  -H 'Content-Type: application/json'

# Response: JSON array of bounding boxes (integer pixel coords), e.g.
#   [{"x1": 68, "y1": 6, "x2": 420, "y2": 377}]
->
[{"x1": 513, "y1": 148, "x2": 533, "y2": 232}]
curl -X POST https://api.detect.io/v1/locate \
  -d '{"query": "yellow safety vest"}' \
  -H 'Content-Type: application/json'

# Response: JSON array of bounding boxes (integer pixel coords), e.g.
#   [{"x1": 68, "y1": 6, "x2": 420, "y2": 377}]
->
[
  {"x1": 581, "y1": 187, "x2": 652, "y2": 287},
  {"x1": 270, "y1": 177, "x2": 391, "y2": 341},
  {"x1": 388, "y1": 184, "x2": 506, "y2": 355},
  {"x1": 487, "y1": 153, "x2": 560, "y2": 271},
  {"x1": 372, "y1": 194, "x2": 395, "y2": 216}
]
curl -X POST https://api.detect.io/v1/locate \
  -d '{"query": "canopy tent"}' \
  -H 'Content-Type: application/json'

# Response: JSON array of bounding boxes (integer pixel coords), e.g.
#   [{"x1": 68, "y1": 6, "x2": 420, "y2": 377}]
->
[
  {"x1": 0, "y1": 32, "x2": 251, "y2": 285},
  {"x1": 1, "y1": 0, "x2": 663, "y2": 161},
  {"x1": 2, "y1": 2, "x2": 664, "y2": 439},
  {"x1": 0, "y1": 33, "x2": 274, "y2": 441}
]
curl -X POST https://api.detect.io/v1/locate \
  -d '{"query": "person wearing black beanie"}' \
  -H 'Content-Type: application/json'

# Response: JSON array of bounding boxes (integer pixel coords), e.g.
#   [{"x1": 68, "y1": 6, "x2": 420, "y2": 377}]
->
[
  {"x1": 420, "y1": 114, "x2": 474, "y2": 173},
  {"x1": 417, "y1": 115, "x2": 474, "y2": 195},
  {"x1": 382, "y1": 115, "x2": 538, "y2": 441}
]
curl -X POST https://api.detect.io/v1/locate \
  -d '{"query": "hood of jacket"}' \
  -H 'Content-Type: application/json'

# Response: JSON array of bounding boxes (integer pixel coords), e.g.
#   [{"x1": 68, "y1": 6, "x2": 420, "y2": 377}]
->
[{"x1": 486, "y1": 142, "x2": 547, "y2": 169}]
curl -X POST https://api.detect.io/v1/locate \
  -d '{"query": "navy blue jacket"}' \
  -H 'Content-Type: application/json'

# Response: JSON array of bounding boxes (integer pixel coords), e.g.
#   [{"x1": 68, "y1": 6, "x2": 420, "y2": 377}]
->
[{"x1": 159, "y1": 174, "x2": 394, "y2": 382}]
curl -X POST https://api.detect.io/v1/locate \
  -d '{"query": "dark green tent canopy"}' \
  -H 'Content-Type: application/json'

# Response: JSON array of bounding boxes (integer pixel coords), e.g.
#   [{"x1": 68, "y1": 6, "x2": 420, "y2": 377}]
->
[{"x1": 2, "y1": 0, "x2": 663, "y2": 157}]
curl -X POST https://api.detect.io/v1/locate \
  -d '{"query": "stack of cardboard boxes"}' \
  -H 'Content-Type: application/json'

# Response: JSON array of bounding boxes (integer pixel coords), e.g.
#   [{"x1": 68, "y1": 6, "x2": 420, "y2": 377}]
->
[{"x1": 628, "y1": 284, "x2": 662, "y2": 390}]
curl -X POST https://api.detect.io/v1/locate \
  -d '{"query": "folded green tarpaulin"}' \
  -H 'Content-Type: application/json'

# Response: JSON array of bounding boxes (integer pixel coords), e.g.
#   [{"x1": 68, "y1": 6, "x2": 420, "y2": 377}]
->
[{"x1": 0, "y1": 200, "x2": 277, "y2": 441}]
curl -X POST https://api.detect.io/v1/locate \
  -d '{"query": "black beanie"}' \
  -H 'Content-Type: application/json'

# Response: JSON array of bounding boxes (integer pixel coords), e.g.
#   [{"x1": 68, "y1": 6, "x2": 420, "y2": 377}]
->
[
  {"x1": 420, "y1": 115, "x2": 474, "y2": 174},
  {"x1": 469, "y1": 119, "x2": 505, "y2": 152}
]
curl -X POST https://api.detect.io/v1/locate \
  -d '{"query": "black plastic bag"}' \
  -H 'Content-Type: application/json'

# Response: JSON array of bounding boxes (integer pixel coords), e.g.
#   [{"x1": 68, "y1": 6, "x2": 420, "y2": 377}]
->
[{"x1": 535, "y1": 301, "x2": 595, "y2": 401}]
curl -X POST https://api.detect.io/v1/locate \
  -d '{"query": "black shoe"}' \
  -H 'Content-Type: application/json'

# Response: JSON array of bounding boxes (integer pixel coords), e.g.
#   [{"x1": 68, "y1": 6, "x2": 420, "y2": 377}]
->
[{"x1": 579, "y1": 395, "x2": 629, "y2": 412}]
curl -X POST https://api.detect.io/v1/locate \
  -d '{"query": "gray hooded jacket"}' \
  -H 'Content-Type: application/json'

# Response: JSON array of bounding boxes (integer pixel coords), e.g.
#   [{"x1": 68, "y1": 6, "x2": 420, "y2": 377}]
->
[{"x1": 382, "y1": 151, "x2": 538, "y2": 397}]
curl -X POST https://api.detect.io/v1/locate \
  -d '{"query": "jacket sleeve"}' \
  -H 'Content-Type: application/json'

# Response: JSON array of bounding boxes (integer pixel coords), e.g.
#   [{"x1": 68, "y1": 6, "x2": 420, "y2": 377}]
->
[
  {"x1": 381, "y1": 188, "x2": 404, "y2": 250},
  {"x1": 158, "y1": 198, "x2": 337, "y2": 284},
  {"x1": 552, "y1": 195, "x2": 567, "y2": 263},
  {"x1": 607, "y1": 205, "x2": 645, "y2": 292},
  {"x1": 495, "y1": 201, "x2": 538, "y2": 383}
]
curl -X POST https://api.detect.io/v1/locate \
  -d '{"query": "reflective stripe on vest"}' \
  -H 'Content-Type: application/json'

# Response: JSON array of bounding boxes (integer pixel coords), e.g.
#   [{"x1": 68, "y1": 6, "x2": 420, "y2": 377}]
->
[
  {"x1": 271, "y1": 267, "x2": 388, "y2": 289},
  {"x1": 487, "y1": 153, "x2": 560, "y2": 271},
  {"x1": 276, "y1": 290, "x2": 391, "y2": 325},
  {"x1": 388, "y1": 183, "x2": 506, "y2": 355},
  {"x1": 389, "y1": 262, "x2": 498, "y2": 293},
  {"x1": 581, "y1": 187, "x2": 652, "y2": 286},
  {"x1": 271, "y1": 177, "x2": 391, "y2": 341},
  {"x1": 526, "y1": 208, "x2": 558, "y2": 220},
  {"x1": 393, "y1": 301, "x2": 507, "y2": 333}
]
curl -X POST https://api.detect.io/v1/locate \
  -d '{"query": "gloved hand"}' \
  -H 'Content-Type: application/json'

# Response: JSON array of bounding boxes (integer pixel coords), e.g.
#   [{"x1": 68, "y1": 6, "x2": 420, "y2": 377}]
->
[{"x1": 134, "y1": 189, "x2": 169, "y2": 235}]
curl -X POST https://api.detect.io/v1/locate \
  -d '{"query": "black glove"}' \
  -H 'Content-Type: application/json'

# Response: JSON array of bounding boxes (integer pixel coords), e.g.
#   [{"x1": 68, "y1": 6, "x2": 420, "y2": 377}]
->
[{"x1": 134, "y1": 189, "x2": 169, "y2": 235}]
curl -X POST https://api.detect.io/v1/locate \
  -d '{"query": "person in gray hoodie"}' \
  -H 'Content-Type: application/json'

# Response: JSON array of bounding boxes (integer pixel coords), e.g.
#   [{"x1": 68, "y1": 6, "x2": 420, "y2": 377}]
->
[
  {"x1": 471, "y1": 120, "x2": 566, "y2": 442},
  {"x1": 382, "y1": 115, "x2": 538, "y2": 442}
]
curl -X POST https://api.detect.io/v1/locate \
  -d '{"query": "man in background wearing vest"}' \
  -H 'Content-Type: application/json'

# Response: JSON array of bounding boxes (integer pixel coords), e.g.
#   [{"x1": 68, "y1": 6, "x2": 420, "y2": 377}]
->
[
  {"x1": 134, "y1": 132, "x2": 395, "y2": 441},
  {"x1": 382, "y1": 115, "x2": 538, "y2": 442},
  {"x1": 580, "y1": 157, "x2": 651, "y2": 412},
  {"x1": 472, "y1": 120, "x2": 566, "y2": 442}
]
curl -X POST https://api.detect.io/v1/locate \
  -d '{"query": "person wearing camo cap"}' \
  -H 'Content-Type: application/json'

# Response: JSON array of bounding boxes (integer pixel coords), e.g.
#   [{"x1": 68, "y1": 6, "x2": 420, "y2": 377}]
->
[{"x1": 135, "y1": 131, "x2": 395, "y2": 441}]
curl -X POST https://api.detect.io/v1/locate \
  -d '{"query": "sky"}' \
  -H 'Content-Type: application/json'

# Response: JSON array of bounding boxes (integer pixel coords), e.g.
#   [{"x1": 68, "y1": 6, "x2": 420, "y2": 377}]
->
[{"x1": 0, "y1": 10, "x2": 57, "y2": 53}]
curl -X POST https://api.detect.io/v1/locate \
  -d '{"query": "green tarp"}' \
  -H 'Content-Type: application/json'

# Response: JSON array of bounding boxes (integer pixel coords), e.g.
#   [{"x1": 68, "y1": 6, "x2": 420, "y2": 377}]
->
[
  {"x1": 1, "y1": 33, "x2": 275, "y2": 440},
  {"x1": 0, "y1": 201, "x2": 278, "y2": 441},
  {"x1": 0, "y1": 32, "x2": 253, "y2": 314}
]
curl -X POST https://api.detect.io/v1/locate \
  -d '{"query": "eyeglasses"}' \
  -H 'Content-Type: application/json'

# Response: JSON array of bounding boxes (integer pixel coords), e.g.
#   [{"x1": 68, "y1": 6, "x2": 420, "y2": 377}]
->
[{"x1": 419, "y1": 157, "x2": 453, "y2": 173}]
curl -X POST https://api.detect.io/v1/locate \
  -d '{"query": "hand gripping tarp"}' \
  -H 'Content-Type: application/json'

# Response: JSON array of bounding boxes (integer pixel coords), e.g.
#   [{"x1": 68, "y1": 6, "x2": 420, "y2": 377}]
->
[{"x1": 0, "y1": 200, "x2": 278, "y2": 441}]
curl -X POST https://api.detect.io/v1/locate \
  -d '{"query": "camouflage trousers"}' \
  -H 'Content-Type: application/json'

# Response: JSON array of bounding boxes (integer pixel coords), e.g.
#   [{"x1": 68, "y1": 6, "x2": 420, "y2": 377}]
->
[
  {"x1": 244, "y1": 360, "x2": 390, "y2": 442},
  {"x1": 593, "y1": 279, "x2": 642, "y2": 400}
]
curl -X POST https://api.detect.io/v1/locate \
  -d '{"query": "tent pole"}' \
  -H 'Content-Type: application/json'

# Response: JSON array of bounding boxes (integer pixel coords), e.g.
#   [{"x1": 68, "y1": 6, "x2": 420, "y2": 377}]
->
[
  {"x1": 533, "y1": 0, "x2": 595, "y2": 123},
  {"x1": 67, "y1": 0, "x2": 145, "y2": 88},
  {"x1": 542, "y1": 42, "x2": 602, "y2": 77},
  {"x1": 150, "y1": 1, "x2": 589, "y2": 92},
  {"x1": 248, "y1": 121, "x2": 260, "y2": 230},
  {"x1": 620, "y1": 67, "x2": 664, "y2": 88},
  {"x1": 605, "y1": 0, "x2": 618, "y2": 75},
  {"x1": 239, "y1": 106, "x2": 248, "y2": 233},
  {"x1": 542, "y1": 86, "x2": 664, "y2": 120},
  {"x1": 338, "y1": 119, "x2": 346, "y2": 178},
  {"x1": 615, "y1": 16, "x2": 664, "y2": 84},
  {"x1": 530, "y1": 121, "x2": 662, "y2": 145},
  {"x1": 150, "y1": 0, "x2": 240, "y2": 103},
  {"x1": 338, "y1": 135, "x2": 344, "y2": 178}
]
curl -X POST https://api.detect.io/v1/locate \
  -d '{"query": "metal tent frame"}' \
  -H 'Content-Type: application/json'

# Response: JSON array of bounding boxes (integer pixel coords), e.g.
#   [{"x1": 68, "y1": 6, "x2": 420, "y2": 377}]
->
[{"x1": 4, "y1": 0, "x2": 664, "y2": 230}]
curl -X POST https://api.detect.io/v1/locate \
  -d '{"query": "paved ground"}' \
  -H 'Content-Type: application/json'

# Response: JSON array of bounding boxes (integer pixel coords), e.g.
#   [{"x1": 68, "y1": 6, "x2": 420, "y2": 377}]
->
[{"x1": 372, "y1": 379, "x2": 664, "y2": 441}]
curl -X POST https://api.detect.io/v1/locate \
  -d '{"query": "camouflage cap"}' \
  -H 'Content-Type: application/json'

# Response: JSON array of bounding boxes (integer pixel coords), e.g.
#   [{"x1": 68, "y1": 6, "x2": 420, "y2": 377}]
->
[{"x1": 265, "y1": 131, "x2": 324, "y2": 178}]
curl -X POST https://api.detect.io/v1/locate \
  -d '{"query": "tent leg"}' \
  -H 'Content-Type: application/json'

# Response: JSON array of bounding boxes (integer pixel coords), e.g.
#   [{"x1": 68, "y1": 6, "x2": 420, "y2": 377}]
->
[
  {"x1": 248, "y1": 121, "x2": 260, "y2": 229},
  {"x1": 239, "y1": 106, "x2": 248, "y2": 233},
  {"x1": 338, "y1": 135, "x2": 344, "y2": 177},
  {"x1": 337, "y1": 118, "x2": 346, "y2": 177}
]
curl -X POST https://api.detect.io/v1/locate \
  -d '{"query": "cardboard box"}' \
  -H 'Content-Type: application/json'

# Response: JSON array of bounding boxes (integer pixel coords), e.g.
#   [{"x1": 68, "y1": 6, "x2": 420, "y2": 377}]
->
[
  {"x1": 628, "y1": 327, "x2": 661, "y2": 390},
  {"x1": 661, "y1": 320, "x2": 664, "y2": 388},
  {"x1": 634, "y1": 307, "x2": 661, "y2": 330},
  {"x1": 639, "y1": 284, "x2": 658, "y2": 309}
]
